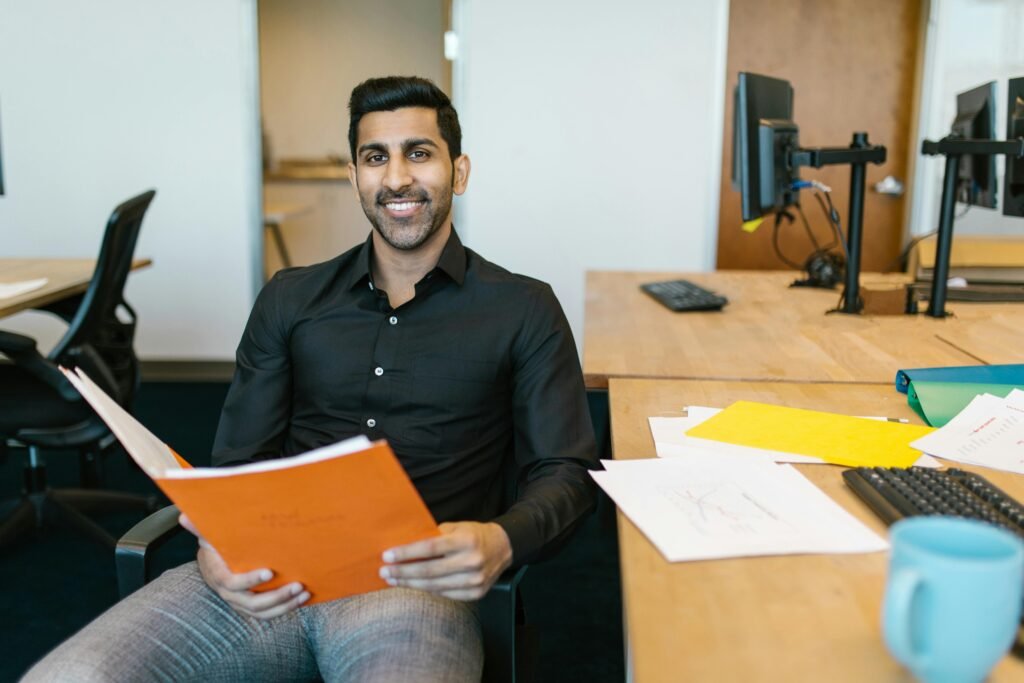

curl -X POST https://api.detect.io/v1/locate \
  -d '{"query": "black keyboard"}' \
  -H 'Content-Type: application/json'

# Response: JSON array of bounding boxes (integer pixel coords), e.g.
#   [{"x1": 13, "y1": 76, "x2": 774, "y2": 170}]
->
[
  {"x1": 844, "y1": 466, "x2": 1024, "y2": 536},
  {"x1": 640, "y1": 279, "x2": 728, "y2": 312}
]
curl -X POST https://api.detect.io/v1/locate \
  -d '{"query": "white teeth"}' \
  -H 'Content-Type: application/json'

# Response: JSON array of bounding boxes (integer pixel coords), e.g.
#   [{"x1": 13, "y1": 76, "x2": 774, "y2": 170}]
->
[{"x1": 385, "y1": 201, "x2": 421, "y2": 211}]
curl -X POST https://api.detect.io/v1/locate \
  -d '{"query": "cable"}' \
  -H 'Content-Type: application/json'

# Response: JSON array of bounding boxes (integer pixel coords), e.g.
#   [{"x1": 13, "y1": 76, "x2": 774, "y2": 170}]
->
[
  {"x1": 884, "y1": 204, "x2": 970, "y2": 273},
  {"x1": 771, "y1": 211, "x2": 805, "y2": 270},
  {"x1": 812, "y1": 189, "x2": 849, "y2": 263},
  {"x1": 795, "y1": 202, "x2": 838, "y2": 252},
  {"x1": 885, "y1": 230, "x2": 937, "y2": 274}
]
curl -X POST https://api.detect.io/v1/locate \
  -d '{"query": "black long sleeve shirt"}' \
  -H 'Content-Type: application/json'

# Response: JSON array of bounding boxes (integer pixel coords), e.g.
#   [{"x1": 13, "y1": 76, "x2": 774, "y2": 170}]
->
[{"x1": 211, "y1": 229, "x2": 598, "y2": 565}]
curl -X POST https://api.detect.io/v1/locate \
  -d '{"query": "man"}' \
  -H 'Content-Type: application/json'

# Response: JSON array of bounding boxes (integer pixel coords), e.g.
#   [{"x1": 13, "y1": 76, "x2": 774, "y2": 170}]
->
[{"x1": 24, "y1": 76, "x2": 597, "y2": 682}]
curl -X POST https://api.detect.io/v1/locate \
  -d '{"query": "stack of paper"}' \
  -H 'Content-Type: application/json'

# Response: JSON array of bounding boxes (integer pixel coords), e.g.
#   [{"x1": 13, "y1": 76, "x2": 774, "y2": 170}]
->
[
  {"x1": 592, "y1": 455, "x2": 887, "y2": 562},
  {"x1": 650, "y1": 408, "x2": 940, "y2": 468},
  {"x1": 676, "y1": 401, "x2": 935, "y2": 468},
  {"x1": 0, "y1": 278, "x2": 48, "y2": 300},
  {"x1": 910, "y1": 389, "x2": 1024, "y2": 474}
]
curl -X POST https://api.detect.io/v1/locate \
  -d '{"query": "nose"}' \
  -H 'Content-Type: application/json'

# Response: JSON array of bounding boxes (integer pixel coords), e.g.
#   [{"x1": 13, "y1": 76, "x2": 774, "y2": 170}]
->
[{"x1": 383, "y1": 156, "x2": 412, "y2": 192}]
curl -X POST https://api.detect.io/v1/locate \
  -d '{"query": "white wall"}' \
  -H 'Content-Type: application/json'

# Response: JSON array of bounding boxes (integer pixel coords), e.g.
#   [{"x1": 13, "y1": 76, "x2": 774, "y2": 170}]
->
[
  {"x1": 258, "y1": 0, "x2": 447, "y2": 274},
  {"x1": 259, "y1": 0, "x2": 447, "y2": 162},
  {"x1": 454, "y1": 0, "x2": 731, "y2": 348},
  {"x1": 909, "y1": 0, "x2": 1024, "y2": 237},
  {"x1": 0, "y1": 0, "x2": 261, "y2": 360}
]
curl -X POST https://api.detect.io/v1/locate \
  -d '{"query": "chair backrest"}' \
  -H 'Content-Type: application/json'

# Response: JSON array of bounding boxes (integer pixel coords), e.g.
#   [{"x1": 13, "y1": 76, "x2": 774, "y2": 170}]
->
[{"x1": 51, "y1": 190, "x2": 156, "y2": 405}]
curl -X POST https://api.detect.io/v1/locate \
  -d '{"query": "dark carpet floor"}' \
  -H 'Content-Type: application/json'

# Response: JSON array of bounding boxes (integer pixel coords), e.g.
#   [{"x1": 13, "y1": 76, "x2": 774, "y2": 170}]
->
[{"x1": 0, "y1": 383, "x2": 623, "y2": 683}]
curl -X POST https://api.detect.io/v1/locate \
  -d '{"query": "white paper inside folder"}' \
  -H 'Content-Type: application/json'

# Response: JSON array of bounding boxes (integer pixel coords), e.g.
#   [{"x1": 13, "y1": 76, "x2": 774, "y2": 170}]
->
[{"x1": 60, "y1": 366, "x2": 182, "y2": 477}]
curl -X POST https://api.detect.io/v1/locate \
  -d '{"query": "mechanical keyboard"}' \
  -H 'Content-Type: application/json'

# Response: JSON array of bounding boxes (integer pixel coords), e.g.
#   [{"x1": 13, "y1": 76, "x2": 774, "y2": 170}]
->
[
  {"x1": 640, "y1": 279, "x2": 728, "y2": 312},
  {"x1": 843, "y1": 466, "x2": 1024, "y2": 536}
]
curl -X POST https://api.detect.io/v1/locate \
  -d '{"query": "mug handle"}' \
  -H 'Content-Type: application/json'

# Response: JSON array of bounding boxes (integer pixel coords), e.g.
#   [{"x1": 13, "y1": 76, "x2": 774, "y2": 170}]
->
[{"x1": 883, "y1": 569, "x2": 929, "y2": 669}]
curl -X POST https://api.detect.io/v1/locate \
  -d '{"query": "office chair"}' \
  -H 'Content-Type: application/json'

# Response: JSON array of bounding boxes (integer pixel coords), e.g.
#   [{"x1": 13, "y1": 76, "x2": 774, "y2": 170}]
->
[
  {"x1": 116, "y1": 503, "x2": 534, "y2": 683},
  {"x1": 0, "y1": 190, "x2": 160, "y2": 549}
]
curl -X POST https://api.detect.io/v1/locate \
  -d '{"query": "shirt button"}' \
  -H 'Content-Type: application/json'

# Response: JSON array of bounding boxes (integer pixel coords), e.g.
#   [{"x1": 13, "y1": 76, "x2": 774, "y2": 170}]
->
[
  {"x1": 374, "y1": 366, "x2": 384, "y2": 377},
  {"x1": 389, "y1": 315, "x2": 398, "y2": 325},
  {"x1": 366, "y1": 418, "x2": 376, "y2": 428}
]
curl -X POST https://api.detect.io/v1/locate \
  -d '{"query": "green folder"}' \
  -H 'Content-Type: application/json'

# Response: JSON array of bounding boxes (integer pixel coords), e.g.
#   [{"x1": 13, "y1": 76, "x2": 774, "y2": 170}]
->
[{"x1": 906, "y1": 381, "x2": 1024, "y2": 427}]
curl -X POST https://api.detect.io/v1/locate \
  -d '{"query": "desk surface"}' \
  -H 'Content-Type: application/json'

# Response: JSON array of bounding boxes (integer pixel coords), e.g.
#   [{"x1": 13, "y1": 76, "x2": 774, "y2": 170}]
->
[
  {"x1": 0, "y1": 258, "x2": 151, "y2": 319},
  {"x1": 584, "y1": 271, "x2": 988, "y2": 388},
  {"x1": 609, "y1": 377, "x2": 1024, "y2": 682}
]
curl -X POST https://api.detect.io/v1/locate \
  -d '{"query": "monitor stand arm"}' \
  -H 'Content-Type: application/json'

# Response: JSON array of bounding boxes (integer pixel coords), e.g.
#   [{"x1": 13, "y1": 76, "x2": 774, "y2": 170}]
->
[
  {"x1": 919, "y1": 137, "x2": 1024, "y2": 318},
  {"x1": 790, "y1": 133, "x2": 887, "y2": 314}
]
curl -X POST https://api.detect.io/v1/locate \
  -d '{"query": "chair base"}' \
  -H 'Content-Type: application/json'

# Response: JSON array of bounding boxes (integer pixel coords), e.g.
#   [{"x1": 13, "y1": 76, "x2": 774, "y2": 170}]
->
[{"x1": 0, "y1": 487, "x2": 160, "y2": 551}]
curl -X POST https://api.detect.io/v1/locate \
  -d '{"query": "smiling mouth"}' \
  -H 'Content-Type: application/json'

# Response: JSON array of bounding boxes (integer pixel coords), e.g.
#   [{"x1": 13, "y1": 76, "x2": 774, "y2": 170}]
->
[{"x1": 383, "y1": 200, "x2": 426, "y2": 211}]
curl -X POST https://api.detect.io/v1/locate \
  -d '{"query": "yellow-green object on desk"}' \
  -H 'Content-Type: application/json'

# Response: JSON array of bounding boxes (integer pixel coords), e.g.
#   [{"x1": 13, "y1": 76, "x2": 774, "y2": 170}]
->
[
  {"x1": 685, "y1": 400, "x2": 934, "y2": 468},
  {"x1": 907, "y1": 381, "x2": 1024, "y2": 427}
]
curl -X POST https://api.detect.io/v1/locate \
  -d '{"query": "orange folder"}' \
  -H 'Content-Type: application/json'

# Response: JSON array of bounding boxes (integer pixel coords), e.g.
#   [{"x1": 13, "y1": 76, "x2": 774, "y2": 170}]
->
[
  {"x1": 157, "y1": 442, "x2": 438, "y2": 604},
  {"x1": 61, "y1": 367, "x2": 438, "y2": 605}
]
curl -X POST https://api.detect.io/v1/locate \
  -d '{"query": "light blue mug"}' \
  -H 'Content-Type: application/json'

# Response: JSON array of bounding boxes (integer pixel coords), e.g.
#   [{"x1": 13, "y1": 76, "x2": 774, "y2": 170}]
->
[{"x1": 883, "y1": 517, "x2": 1024, "y2": 683}]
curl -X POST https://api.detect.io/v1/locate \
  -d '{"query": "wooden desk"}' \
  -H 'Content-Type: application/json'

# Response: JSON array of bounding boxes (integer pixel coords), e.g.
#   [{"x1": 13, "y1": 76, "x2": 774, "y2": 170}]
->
[
  {"x1": 584, "y1": 271, "x2": 989, "y2": 389},
  {"x1": 609, "y1": 377, "x2": 1024, "y2": 682},
  {"x1": 0, "y1": 258, "x2": 151, "y2": 319},
  {"x1": 263, "y1": 202, "x2": 313, "y2": 269}
]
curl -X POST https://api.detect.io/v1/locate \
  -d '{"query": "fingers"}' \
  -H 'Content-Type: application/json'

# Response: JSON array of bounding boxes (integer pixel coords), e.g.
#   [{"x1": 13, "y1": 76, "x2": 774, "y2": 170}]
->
[
  {"x1": 382, "y1": 531, "x2": 467, "y2": 563},
  {"x1": 195, "y1": 545, "x2": 309, "y2": 619},
  {"x1": 179, "y1": 513, "x2": 200, "y2": 538},
  {"x1": 380, "y1": 550, "x2": 482, "y2": 581},
  {"x1": 226, "y1": 582, "x2": 310, "y2": 619}
]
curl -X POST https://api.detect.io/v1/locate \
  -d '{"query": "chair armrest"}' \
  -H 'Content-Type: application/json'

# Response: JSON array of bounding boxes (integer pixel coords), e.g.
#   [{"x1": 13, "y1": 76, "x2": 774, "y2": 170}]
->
[
  {"x1": 0, "y1": 329, "x2": 81, "y2": 401},
  {"x1": 116, "y1": 504, "x2": 184, "y2": 598},
  {"x1": 480, "y1": 565, "x2": 530, "y2": 683}
]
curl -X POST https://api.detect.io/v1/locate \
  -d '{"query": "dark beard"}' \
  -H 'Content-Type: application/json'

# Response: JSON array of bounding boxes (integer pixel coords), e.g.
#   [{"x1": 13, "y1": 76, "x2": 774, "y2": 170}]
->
[{"x1": 363, "y1": 187, "x2": 453, "y2": 251}]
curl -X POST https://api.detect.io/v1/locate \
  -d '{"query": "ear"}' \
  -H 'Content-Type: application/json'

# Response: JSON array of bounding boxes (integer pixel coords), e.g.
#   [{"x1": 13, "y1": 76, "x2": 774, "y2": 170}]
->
[
  {"x1": 452, "y1": 155, "x2": 471, "y2": 196},
  {"x1": 348, "y1": 161, "x2": 360, "y2": 196}
]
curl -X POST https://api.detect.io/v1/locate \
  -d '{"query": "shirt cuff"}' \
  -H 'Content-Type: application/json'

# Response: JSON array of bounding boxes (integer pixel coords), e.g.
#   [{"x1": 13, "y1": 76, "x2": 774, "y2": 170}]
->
[{"x1": 491, "y1": 508, "x2": 541, "y2": 567}]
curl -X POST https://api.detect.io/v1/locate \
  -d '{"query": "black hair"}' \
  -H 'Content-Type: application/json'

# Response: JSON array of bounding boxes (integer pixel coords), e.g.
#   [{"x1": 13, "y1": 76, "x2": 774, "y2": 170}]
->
[{"x1": 348, "y1": 76, "x2": 462, "y2": 163}]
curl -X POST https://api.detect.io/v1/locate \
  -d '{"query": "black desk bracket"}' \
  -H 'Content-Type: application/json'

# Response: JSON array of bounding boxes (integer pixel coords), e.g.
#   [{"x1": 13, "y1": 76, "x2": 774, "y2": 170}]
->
[
  {"x1": 919, "y1": 136, "x2": 1024, "y2": 318},
  {"x1": 789, "y1": 133, "x2": 888, "y2": 314}
]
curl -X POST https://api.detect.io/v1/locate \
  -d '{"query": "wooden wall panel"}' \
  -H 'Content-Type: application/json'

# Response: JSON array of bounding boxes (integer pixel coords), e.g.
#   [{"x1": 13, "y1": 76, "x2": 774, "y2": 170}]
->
[{"x1": 717, "y1": 0, "x2": 922, "y2": 272}]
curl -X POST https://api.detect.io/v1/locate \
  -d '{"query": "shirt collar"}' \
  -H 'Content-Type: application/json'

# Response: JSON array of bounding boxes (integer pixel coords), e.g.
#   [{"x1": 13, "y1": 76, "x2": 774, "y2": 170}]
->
[{"x1": 344, "y1": 227, "x2": 467, "y2": 291}]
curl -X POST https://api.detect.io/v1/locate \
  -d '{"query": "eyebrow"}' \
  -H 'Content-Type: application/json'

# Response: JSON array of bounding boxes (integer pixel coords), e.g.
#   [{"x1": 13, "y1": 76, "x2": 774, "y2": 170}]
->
[{"x1": 357, "y1": 138, "x2": 440, "y2": 157}]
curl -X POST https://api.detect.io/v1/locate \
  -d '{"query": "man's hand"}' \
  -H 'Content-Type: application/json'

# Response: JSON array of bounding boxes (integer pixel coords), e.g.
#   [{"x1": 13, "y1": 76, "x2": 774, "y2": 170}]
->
[
  {"x1": 180, "y1": 513, "x2": 309, "y2": 619},
  {"x1": 379, "y1": 521, "x2": 513, "y2": 600}
]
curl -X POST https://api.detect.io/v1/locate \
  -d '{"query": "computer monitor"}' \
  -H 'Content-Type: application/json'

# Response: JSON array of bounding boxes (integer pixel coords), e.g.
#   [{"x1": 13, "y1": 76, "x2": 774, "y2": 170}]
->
[
  {"x1": 1004, "y1": 77, "x2": 1024, "y2": 218},
  {"x1": 952, "y1": 81, "x2": 997, "y2": 208},
  {"x1": 732, "y1": 72, "x2": 798, "y2": 222}
]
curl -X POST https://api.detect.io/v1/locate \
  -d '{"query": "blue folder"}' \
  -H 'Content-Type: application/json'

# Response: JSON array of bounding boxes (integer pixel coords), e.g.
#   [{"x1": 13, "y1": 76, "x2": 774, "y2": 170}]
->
[{"x1": 895, "y1": 364, "x2": 1024, "y2": 394}]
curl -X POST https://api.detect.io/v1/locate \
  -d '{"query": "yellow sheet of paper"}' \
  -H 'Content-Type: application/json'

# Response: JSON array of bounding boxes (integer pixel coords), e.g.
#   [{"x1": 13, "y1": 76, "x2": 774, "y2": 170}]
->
[{"x1": 684, "y1": 401, "x2": 935, "y2": 468}]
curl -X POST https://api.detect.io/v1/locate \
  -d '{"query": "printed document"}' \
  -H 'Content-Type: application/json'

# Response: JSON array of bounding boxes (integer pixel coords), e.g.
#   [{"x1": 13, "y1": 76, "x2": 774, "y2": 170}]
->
[
  {"x1": 591, "y1": 455, "x2": 887, "y2": 562},
  {"x1": 910, "y1": 390, "x2": 1024, "y2": 474}
]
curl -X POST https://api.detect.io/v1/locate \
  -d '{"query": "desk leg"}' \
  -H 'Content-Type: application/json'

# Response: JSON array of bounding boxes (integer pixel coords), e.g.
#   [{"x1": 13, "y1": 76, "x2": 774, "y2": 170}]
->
[{"x1": 265, "y1": 220, "x2": 293, "y2": 268}]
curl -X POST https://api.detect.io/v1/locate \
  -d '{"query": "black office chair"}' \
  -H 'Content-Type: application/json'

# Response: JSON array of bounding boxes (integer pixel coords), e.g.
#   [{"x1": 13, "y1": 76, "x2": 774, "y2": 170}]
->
[
  {"x1": 0, "y1": 190, "x2": 160, "y2": 549},
  {"x1": 116, "y1": 503, "x2": 534, "y2": 683}
]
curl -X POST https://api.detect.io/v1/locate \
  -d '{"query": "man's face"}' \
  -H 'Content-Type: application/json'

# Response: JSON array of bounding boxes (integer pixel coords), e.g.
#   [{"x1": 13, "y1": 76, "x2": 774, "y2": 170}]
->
[{"x1": 348, "y1": 107, "x2": 469, "y2": 251}]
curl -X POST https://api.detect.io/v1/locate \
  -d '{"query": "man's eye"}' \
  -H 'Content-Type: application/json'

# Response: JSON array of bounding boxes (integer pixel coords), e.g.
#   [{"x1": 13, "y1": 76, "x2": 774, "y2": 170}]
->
[
  {"x1": 366, "y1": 154, "x2": 387, "y2": 165},
  {"x1": 408, "y1": 150, "x2": 429, "y2": 161}
]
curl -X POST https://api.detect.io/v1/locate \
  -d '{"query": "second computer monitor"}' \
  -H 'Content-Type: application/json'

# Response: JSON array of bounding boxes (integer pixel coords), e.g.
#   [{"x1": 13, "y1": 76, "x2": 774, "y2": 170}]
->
[
  {"x1": 733, "y1": 72, "x2": 798, "y2": 223},
  {"x1": 952, "y1": 81, "x2": 998, "y2": 209},
  {"x1": 1004, "y1": 77, "x2": 1024, "y2": 218}
]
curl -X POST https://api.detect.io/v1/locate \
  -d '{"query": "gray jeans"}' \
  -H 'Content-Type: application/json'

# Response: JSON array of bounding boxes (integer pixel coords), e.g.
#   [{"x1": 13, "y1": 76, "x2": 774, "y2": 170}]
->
[{"x1": 21, "y1": 561, "x2": 483, "y2": 683}]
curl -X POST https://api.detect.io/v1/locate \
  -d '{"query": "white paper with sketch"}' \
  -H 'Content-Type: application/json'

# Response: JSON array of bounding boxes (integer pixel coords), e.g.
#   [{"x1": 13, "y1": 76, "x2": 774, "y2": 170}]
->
[
  {"x1": 591, "y1": 455, "x2": 887, "y2": 562},
  {"x1": 910, "y1": 393, "x2": 1024, "y2": 474},
  {"x1": 0, "y1": 278, "x2": 48, "y2": 300},
  {"x1": 649, "y1": 408, "x2": 941, "y2": 468}
]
